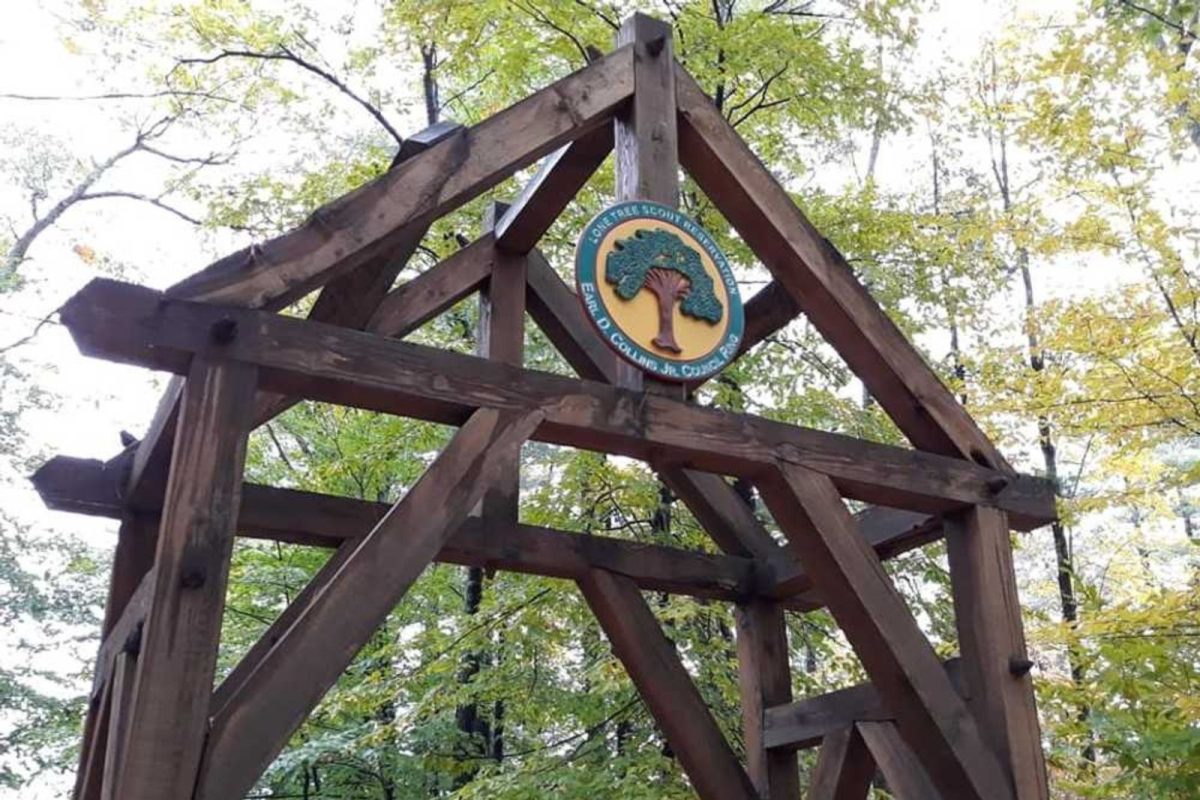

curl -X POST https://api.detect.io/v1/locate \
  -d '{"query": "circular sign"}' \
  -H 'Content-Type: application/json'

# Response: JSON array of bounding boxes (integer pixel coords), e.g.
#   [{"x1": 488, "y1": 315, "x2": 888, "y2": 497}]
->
[{"x1": 575, "y1": 201, "x2": 743, "y2": 383}]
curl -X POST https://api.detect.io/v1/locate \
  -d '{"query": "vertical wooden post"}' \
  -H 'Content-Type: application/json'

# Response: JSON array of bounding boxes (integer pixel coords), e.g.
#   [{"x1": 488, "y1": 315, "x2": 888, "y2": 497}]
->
[
  {"x1": 478, "y1": 200, "x2": 525, "y2": 522},
  {"x1": 73, "y1": 513, "x2": 156, "y2": 800},
  {"x1": 735, "y1": 599, "x2": 801, "y2": 799},
  {"x1": 99, "y1": 651, "x2": 137, "y2": 800},
  {"x1": 808, "y1": 726, "x2": 875, "y2": 800},
  {"x1": 114, "y1": 356, "x2": 257, "y2": 800},
  {"x1": 614, "y1": 12, "x2": 679, "y2": 394},
  {"x1": 946, "y1": 505, "x2": 1050, "y2": 800}
]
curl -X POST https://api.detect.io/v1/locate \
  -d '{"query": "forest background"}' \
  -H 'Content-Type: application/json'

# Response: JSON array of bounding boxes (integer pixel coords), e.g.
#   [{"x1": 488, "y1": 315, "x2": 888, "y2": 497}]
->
[{"x1": 1, "y1": 0, "x2": 1197, "y2": 798}]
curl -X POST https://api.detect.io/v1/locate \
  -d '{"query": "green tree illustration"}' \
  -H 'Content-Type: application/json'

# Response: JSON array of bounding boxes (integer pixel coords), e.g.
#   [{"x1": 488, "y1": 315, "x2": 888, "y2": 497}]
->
[{"x1": 604, "y1": 228, "x2": 723, "y2": 353}]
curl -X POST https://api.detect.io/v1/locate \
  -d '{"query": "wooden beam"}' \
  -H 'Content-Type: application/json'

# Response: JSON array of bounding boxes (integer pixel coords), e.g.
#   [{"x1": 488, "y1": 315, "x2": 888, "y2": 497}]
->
[
  {"x1": 477, "y1": 202, "x2": 525, "y2": 522},
  {"x1": 167, "y1": 47, "x2": 633, "y2": 310},
  {"x1": 579, "y1": 569, "x2": 758, "y2": 800},
  {"x1": 768, "y1": 506, "x2": 939, "y2": 607},
  {"x1": 856, "y1": 721, "x2": 940, "y2": 800},
  {"x1": 675, "y1": 64, "x2": 1011, "y2": 472},
  {"x1": 757, "y1": 464, "x2": 1012, "y2": 800},
  {"x1": 124, "y1": 123, "x2": 463, "y2": 509},
  {"x1": 660, "y1": 467, "x2": 790, "y2": 564},
  {"x1": 90, "y1": 568, "x2": 154, "y2": 702},
  {"x1": 494, "y1": 125, "x2": 613, "y2": 254},
  {"x1": 735, "y1": 600, "x2": 800, "y2": 799},
  {"x1": 194, "y1": 407, "x2": 542, "y2": 800},
  {"x1": 807, "y1": 726, "x2": 875, "y2": 800},
  {"x1": 612, "y1": 12, "x2": 680, "y2": 393},
  {"x1": 366, "y1": 235, "x2": 495, "y2": 338},
  {"x1": 115, "y1": 357, "x2": 256, "y2": 800},
  {"x1": 763, "y1": 659, "x2": 963, "y2": 751},
  {"x1": 59, "y1": 279, "x2": 1057, "y2": 527},
  {"x1": 525, "y1": 251, "x2": 619, "y2": 383},
  {"x1": 99, "y1": 651, "x2": 137, "y2": 800},
  {"x1": 34, "y1": 456, "x2": 768, "y2": 603},
  {"x1": 946, "y1": 506, "x2": 1050, "y2": 800}
]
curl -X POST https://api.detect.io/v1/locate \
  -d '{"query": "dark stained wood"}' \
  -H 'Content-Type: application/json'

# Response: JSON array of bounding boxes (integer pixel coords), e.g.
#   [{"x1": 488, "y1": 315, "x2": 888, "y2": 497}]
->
[
  {"x1": 59, "y1": 279, "x2": 1057, "y2": 527},
  {"x1": 684, "y1": 279, "x2": 799, "y2": 392},
  {"x1": 616, "y1": 13, "x2": 678, "y2": 207},
  {"x1": 123, "y1": 377, "x2": 182, "y2": 509},
  {"x1": 612, "y1": 13, "x2": 680, "y2": 393},
  {"x1": 366, "y1": 235, "x2": 495, "y2": 338},
  {"x1": 945, "y1": 506, "x2": 1049, "y2": 800},
  {"x1": 167, "y1": 47, "x2": 634, "y2": 310},
  {"x1": 209, "y1": 537, "x2": 358, "y2": 718},
  {"x1": 73, "y1": 678, "x2": 110, "y2": 800},
  {"x1": 763, "y1": 659, "x2": 963, "y2": 751},
  {"x1": 770, "y1": 506, "x2": 940, "y2": 607},
  {"x1": 99, "y1": 651, "x2": 136, "y2": 800},
  {"x1": 675, "y1": 65, "x2": 1011, "y2": 473},
  {"x1": 807, "y1": 726, "x2": 874, "y2": 800},
  {"x1": 525, "y1": 251, "x2": 619, "y2": 383},
  {"x1": 735, "y1": 600, "x2": 800, "y2": 799},
  {"x1": 478, "y1": 202, "x2": 525, "y2": 522},
  {"x1": 494, "y1": 125, "x2": 613, "y2": 254},
  {"x1": 115, "y1": 357, "x2": 256, "y2": 800},
  {"x1": 302, "y1": 120, "x2": 465, "y2": 329},
  {"x1": 195, "y1": 408, "x2": 542, "y2": 800},
  {"x1": 661, "y1": 467, "x2": 792, "y2": 568},
  {"x1": 99, "y1": 514, "x2": 156, "y2": 635},
  {"x1": 857, "y1": 721, "x2": 941, "y2": 800},
  {"x1": 89, "y1": 568, "x2": 154, "y2": 703},
  {"x1": 131, "y1": 124, "x2": 465, "y2": 504},
  {"x1": 579, "y1": 569, "x2": 759, "y2": 800},
  {"x1": 33, "y1": 456, "x2": 767, "y2": 603},
  {"x1": 757, "y1": 464, "x2": 1012, "y2": 800}
]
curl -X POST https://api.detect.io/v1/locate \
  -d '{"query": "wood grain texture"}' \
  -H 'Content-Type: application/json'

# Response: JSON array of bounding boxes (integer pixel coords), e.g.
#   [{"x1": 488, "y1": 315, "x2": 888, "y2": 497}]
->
[
  {"x1": 675, "y1": 63, "x2": 1011, "y2": 473},
  {"x1": 195, "y1": 407, "x2": 542, "y2": 800},
  {"x1": 807, "y1": 726, "x2": 875, "y2": 800},
  {"x1": 124, "y1": 122, "x2": 462, "y2": 509},
  {"x1": 59, "y1": 279, "x2": 1057, "y2": 527},
  {"x1": 167, "y1": 47, "x2": 633, "y2": 310},
  {"x1": 114, "y1": 357, "x2": 256, "y2": 800},
  {"x1": 494, "y1": 125, "x2": 613, "y2": 254},
  {"x1": 525, "y1": 251, "x2": 620, "y2": 383},
  {"x1": 763, "y1": 659, "x2": 963, "y2": 751},
  {"x1": 579, "y1": 569, "x2": 758, "y2": 800},
  {"x1": 757, "y1": 464, "x2": 1012, "y2": 800},
  {"x1": 34, "y1": 457, "x2": 767, "y2": 603},
  {"x1": 99, "y1": 651, "x2": 136, "y2": 800},
  {"x1": 478, "y1": 202, "x2": 525, "y2": 522},
  {"x1": 946, "y1": 506, "x2": 1049, "y2": 800},
  {"x1": 366, "y1": 234, "x2": 495, "y2": 337},
  {"x1": 735, "y1": 600, "x2": 800, "y2": 799},
  {"x1": 857, "y1": 721, "x2": 941, "y2": 800}
]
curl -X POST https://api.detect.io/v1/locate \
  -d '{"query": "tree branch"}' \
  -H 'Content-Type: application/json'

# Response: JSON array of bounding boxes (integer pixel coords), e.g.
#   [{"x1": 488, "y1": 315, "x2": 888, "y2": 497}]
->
[{"x1": 172, "y1": 46, "x2": 403, "y2": 145}]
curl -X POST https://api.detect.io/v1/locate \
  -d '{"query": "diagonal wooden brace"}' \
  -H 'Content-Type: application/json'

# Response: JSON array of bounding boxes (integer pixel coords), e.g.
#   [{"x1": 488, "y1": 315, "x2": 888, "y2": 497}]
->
[
  {"x1": 193, "y1": 406, "x2": 543, "y2": 800},
  {"x1": 757, "y1": 463, "x2": 1014, "y2": 800}
]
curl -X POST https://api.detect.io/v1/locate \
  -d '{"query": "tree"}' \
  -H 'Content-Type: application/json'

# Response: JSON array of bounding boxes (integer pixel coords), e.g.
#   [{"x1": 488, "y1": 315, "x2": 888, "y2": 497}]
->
[{"x1": 605, "y1": 228, "x2": 722, "y2": 353}]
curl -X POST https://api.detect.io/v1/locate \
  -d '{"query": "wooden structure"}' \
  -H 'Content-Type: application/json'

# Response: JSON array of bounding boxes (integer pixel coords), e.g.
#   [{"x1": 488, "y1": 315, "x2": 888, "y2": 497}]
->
[{"x1": 34, "y1": 15, "x2": 1054, "y2": 800}]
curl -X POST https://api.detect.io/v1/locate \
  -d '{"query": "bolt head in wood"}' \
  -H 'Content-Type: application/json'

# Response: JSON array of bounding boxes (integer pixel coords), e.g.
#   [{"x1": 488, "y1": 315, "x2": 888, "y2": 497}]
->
[
  {"x1": 210, "y1": 317, "x2": 238, "y2": 344},
  {"x1": 645, "y1": 35, "x2": 667, "y2": 57},
  {"x1": 1009, "y1": 656, "x2": 1034, "y2": 676}
]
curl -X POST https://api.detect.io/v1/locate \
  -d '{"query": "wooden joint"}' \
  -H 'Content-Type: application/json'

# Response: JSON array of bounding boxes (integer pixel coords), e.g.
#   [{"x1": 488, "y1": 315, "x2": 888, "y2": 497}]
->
[{"x1": 209, "y1": 317, "x2": 238, "y2": 345}]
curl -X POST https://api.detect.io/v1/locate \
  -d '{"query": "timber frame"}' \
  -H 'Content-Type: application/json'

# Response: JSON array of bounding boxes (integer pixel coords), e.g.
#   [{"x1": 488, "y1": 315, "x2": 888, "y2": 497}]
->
[{"x1": 36, "y1": 14, "x2": 1054, "y2": 800}]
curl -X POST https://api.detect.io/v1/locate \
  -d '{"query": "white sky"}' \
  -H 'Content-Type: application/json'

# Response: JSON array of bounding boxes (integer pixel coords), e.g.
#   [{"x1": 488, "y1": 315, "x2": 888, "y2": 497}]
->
[{"x1": 0, "y1": 0, "x2": 1188, "y2": 796}]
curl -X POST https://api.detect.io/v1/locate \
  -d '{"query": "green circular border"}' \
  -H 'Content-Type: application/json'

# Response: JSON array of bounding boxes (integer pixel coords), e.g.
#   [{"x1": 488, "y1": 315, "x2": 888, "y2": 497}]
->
[{"x1": 575, "y1": 200, "x2": 744, "y2": 383}]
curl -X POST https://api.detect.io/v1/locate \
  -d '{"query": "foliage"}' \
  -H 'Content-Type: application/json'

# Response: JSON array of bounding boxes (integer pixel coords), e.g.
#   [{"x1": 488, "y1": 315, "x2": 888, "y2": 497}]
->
[{"x1": 0, "y1": 1, "x2": 1197, "y2": 798}]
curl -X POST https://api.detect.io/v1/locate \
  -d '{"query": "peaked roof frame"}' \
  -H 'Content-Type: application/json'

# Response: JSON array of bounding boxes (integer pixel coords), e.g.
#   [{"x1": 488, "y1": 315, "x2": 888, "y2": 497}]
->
[{"x1": 38, "y1": 13, "x2": 1052, "y2": 800}]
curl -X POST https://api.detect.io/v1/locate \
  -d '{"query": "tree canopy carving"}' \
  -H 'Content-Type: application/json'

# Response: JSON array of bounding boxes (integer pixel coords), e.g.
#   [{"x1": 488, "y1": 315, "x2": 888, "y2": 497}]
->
[{"x1": 604, "y1": 228, "x2": 723, "y2": 353}]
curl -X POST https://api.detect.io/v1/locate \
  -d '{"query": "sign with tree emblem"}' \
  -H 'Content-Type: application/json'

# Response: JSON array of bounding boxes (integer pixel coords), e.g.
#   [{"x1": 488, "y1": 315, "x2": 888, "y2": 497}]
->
[{"x1": 575, "y1": 201, "x2": 744, "y2": 382}]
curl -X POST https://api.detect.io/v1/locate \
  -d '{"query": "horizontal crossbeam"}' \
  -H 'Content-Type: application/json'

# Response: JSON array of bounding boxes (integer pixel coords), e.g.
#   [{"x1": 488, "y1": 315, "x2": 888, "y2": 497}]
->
[
  {"x1": 58, "y1": 279, "x2": 1056, "y2": 527},
  {"x1": 763, "y1": 659, "x2": 963, "y2": 751},
  {"x1": 34, "y1": 456, "x2": 768, "y2": 603}
]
